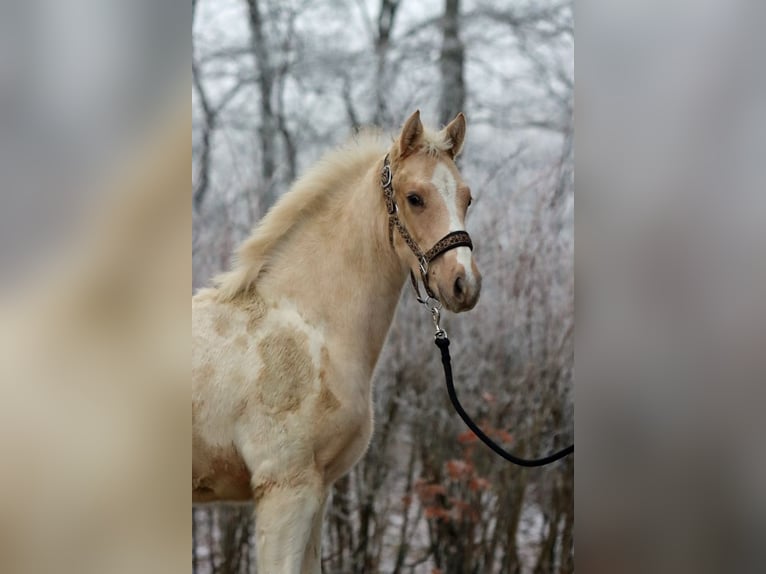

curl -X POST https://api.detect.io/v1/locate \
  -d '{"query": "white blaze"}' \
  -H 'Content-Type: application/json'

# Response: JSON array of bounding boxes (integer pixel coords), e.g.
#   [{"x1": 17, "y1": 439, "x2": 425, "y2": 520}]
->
[{"x1": 431, "y1": 163, "x2": 474, "y2": 281}]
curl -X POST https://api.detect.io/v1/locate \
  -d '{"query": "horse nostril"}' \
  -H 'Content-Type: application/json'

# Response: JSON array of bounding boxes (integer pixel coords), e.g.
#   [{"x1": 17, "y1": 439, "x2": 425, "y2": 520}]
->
[{"x1": 454, "y1": 275, "x2": 465, "y2": 300}]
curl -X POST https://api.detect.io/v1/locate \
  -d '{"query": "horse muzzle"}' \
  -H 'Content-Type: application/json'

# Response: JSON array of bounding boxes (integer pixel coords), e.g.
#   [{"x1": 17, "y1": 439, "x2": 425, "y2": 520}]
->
[{"x1": 435, "y1": 253, "x2": 482, "y2": 313}]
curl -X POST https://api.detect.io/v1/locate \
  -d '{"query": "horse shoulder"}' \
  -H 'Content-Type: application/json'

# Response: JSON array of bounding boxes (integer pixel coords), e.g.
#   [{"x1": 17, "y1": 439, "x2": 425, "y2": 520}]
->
[{"x1": 310, "y1": 353, "x2": 375, "y2": 483}]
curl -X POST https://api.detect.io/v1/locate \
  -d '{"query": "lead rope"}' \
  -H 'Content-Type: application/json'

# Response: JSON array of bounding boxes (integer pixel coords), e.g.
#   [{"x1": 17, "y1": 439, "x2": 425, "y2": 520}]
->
[
  {"x1": 434, "y1": 336, "x2": 574, "y2": 467},
  {"x1": 425, "y1": 267, "x2": 574, "y2": 467}
]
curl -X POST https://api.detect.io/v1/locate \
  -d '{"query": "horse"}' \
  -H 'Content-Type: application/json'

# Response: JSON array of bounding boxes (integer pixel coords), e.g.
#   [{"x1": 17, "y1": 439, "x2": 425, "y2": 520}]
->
[{"x1": 192, "y1": 110, "x2": 482, "y2": 573}]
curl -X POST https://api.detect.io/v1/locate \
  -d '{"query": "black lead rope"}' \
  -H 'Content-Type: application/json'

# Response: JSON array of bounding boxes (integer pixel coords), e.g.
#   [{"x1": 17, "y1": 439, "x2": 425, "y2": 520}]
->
[{"x1": 435, "y1": 336, "x2": 574, "y2": 467}]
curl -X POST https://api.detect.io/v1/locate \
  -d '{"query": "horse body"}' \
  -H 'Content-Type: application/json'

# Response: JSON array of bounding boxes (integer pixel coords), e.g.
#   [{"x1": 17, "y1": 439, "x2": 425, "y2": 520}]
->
[{"x1": 192, "y1": 111, "x2": 480, "y2": 573}]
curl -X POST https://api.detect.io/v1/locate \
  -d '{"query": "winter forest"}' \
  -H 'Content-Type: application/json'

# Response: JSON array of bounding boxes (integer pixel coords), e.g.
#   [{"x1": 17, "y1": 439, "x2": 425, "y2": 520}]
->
[{"x1": 192, "y1": 0, "x2": 573, "y2": 572}]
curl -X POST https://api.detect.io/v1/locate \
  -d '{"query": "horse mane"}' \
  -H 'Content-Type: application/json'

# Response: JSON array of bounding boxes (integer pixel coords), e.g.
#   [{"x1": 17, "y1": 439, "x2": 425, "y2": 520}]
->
[
  {"x1": 213, "y1": 129, "x2": 388, "y2": 301},
  {"x1": 421, "y1": 129, "x2": 452, "y2": 157},
  {"x1": 212, "y1": 125, "x2": 452, "y2": 301}
]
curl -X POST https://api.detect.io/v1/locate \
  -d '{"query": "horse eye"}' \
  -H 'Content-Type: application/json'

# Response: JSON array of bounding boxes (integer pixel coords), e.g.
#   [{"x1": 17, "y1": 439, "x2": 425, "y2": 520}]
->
[
  {"x1": 467, "y1": 197, "x2": 473, "y2": 207},
  {"x1": 407, "y1": 193, "x2": 424, "y2": 208}
]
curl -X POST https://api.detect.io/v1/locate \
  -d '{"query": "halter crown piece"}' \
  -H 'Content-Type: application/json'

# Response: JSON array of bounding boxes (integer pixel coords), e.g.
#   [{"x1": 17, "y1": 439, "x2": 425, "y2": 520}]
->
[{"x1": 381, "y1": 154, "x2": 473, "y2": 303}]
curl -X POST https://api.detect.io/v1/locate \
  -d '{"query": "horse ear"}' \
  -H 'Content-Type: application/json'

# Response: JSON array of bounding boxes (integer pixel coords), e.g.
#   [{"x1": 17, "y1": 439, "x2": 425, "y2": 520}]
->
[
  {"x1": 443, "y1": 112, "x2": 466, "y2": 159},
  {"x1": 398, "y1": 110, "x2": 424, "y2": 159}
]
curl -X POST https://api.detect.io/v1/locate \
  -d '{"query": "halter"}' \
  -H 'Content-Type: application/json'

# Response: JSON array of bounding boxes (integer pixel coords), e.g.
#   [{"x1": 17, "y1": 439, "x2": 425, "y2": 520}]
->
[{"x1": 381, "y1": 153, "x2": 473, "y2": 310}]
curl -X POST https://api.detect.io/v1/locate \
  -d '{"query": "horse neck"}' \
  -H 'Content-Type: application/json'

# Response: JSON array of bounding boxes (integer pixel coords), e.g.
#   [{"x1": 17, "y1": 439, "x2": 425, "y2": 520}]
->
[{"x1": 258, "y1": 159, "x2": 408, "y2": 374}]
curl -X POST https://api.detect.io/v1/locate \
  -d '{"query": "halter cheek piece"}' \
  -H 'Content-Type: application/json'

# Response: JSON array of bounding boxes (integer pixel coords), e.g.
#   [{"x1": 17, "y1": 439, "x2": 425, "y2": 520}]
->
[{"x1": 381, "y1": 154, "x2": 473, "y2": 304}]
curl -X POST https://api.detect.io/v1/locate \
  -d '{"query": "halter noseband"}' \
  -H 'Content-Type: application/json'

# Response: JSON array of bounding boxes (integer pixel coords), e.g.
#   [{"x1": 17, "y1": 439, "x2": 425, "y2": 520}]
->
[{"x1": 381, "y1": 154, "x2": 473, "y2": 303}]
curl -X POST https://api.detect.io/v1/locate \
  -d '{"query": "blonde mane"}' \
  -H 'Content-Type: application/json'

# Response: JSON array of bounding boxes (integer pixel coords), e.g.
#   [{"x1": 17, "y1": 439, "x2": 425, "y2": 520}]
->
[
  {"x1": 213, "y1": 129, "x2": 388, "y2": 300},
  {"x1": 421, "y1": 128, "x2": 452, "y2": 156},
  {"x1": 212, "y1": 124, "x2": 455, "y2": 301}
]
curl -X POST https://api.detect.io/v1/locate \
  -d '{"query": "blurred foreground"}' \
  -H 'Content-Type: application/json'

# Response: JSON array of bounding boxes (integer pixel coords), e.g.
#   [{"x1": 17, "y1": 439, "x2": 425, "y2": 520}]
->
[{"x1": 0, "y1": 96, "x2": 190, "y2": 574}]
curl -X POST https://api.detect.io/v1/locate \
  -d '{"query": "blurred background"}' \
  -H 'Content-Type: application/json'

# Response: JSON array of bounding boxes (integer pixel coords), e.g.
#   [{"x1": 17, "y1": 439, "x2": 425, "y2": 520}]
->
[
  {"x1": 0, "y1": 0, "x2": 766, "y2": 574},
  {"x1": 192, "y1": 0, "x2": 573, "y2": 572},
  {"x1": 0, "y1": 0, "x2": 763, "y2": 572},
  {"x1": 0, "y1": 0, "x2": 187, "y2": 286}
]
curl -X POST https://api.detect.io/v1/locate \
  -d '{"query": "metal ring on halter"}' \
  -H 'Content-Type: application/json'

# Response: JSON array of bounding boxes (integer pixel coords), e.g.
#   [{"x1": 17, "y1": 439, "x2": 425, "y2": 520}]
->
[
  {"x1": 418, "y1": 256, "x2": 429, "y2": 278},
  {"x1": 381, "y1": 163, "x2": 392, "y2": 188}
]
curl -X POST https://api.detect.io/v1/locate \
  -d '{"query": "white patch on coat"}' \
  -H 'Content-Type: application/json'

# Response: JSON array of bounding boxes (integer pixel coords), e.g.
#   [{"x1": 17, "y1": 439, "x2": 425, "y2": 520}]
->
[
  {"x1": 431, "y1": 163, "x2": 474, "y2": 281},
  {"x1": 193, "y1": 298, "x2": 325, "y2": 451}
]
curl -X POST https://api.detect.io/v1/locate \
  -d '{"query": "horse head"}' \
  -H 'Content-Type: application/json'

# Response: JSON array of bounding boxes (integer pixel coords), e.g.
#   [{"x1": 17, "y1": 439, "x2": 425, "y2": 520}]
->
[{"x1": 387, "y1": 110, "x2": 482, "y2": 313}]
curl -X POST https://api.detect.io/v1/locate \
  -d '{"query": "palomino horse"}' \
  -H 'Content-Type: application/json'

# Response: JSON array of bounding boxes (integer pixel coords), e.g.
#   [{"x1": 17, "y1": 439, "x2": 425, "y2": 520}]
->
[{"x1": 192, "y1": 110, "x2": 481, "y2": 573}]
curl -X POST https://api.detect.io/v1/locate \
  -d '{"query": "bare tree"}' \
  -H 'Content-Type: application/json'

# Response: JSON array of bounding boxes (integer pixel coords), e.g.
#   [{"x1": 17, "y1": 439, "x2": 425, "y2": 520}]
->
[
  {"x1": 439, "y1": 0, "x2": 466, "y2": 126},
  {"x1": 193, "y1": 0, "x2": 251, "y2": 212},
  {"x1": 373, "y1": 0, "x2": 402, "y2": 124},
  {"x1": 244, "y1": 0, "x2": 278, "y2": 205},
  {"x1": 192, "y1": 0, "x2": 214, "y2": 212}
]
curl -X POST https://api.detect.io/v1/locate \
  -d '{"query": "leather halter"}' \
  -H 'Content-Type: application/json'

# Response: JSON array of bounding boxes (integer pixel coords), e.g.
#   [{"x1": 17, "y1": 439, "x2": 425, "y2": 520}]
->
[{"x1": 381, "y1": 154, "x2": 473, "y2": 302}]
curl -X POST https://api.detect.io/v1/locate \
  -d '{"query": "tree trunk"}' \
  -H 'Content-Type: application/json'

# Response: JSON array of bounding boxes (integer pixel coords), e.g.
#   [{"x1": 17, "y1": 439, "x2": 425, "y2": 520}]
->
[
  {"x1": 245, "y1": 0, "x2": 278, "y2": 205},
  {"x1": 558, "y1": 461, "x2": 575, "y2": 574},
  {"x1": 192, "y1": 0, "x2": 215, "y2": 212},
  {"x1": 276, "y1": 76, "x2": 297, "y2": 182},
  {"x1": 374, "y1": 0, "x2": 401, "y2": 125},
  {"x1": 192, "y1": 507, "x2": 199, "y2": 574},
  {"x1": 439, "y1": 0, "x2": 465, "y2": 126}
]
